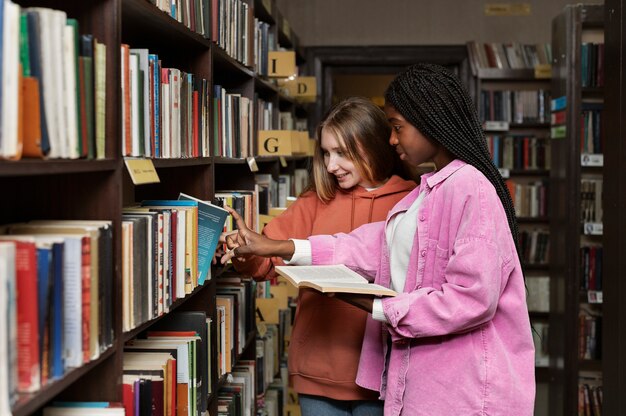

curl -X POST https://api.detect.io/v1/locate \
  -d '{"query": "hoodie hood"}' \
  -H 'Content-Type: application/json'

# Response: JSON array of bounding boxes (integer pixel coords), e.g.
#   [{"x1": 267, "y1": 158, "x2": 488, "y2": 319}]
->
[{"x1": 338, "y1": 175, "x2": 417, "y2": 228}]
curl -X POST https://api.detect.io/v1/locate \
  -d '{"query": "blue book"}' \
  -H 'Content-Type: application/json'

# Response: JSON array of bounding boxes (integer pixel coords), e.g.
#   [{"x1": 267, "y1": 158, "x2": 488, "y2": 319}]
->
[
  {"x1": 50, "y1": 402, "x2": 116, "y2": 408},
  {"x1": 149, "y1": 53, "x2": 160, "y2": 157},
  {"x1": 26, "y1": 11, "x2": 50, "y2": 155},
  {"x1": 50, "y1": 241, "x2": 65, "y2": 379},
  {"x1": 178, "y1": 193, "x2": 229, "y2": 284},
  {"x1": 142, "y1": 200, "x2": 199, "y2": 289},
  {"x1": 36, "y1": 246, "x2": 52, "y2": 369}
]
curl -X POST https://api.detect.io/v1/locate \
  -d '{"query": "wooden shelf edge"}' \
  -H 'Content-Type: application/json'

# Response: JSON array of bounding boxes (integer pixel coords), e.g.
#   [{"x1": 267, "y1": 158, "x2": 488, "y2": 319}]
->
[
  {"x1": 477, "y1": 68, "x2": 550, "y2": 80},
  {"x1": 0, "y1": 159, "x2": 118, "y2": 177},
  {"x1": 151, "y1": 157, "x2": 213, "y2": 169},
  {"x1": 212, "y1": 44, "x2": 255, "y2": 78},
  {"x1": 123, "y1": 281, "x2": 211, "y2": 342},
  {"x1": 11, "y1": 346, "x2": 116, "y2": 416}
]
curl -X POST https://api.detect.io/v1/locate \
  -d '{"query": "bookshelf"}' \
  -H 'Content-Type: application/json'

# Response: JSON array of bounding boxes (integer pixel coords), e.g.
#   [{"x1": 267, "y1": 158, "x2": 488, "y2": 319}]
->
[
  {"x1": 0, "y1": 0, "x2": 308, "y2": 415},
  {"x1": 550, "y1": 4, "x2": 604, "y2": 415},
  {"x1": 602, "y1": 0, "x2": 626, "y2": 412},
  {"x1": 466, "y1": 43, "x2": 553, "y2": 400}
]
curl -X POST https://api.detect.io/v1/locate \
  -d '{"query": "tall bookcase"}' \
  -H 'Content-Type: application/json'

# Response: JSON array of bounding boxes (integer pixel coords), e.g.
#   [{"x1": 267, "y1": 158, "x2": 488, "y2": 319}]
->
[
  {"x1": 466, "y1": 43, "x2": 553, "y2": 415},
  {"x1": 0, "y1": 0, "x2": 307, "y2": 415},
  {"x1": 602, "y1": 0, "x2": 626, "y2": 413},
  {"x1": 550, "y1": 4, "x2": 604, "y2": 415}
]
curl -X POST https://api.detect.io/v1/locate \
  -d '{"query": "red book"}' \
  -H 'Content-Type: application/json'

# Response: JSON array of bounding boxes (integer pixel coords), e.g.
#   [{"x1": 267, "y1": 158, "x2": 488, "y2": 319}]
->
[
  {"x1": 80, "y1": 236, "x2": 91, "y2": 363},
  {"x1": 122, "y1": 380, "x2": 135, "y2": 416},
  {"x1": 151, "y1": 378, "x2": 164, "y2": 416},
  {"x1": 1, "y1": 239, "x2": 41, "y2": 392},
  {"x1": 551, "y1": 110, "x2": 566, "y2": 125},
  {"x1": 122, "y1": 44, "x2": 132, "y2": 156},
  {"x1": 192, "y1": 90, "x2": 199, "y2": 157}
]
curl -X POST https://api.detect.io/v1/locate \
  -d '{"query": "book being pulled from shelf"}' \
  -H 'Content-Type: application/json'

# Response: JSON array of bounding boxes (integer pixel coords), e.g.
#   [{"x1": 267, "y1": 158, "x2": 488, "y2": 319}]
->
[{"x1": 275, "y1": 264, "x2": 396, "y2": 297}]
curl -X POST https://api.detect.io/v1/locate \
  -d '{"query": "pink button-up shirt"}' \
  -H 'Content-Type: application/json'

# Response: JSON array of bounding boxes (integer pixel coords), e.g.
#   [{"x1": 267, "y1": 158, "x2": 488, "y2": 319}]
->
[{"x1": 310, "y1": 160, "x2": 535, "y2": 416}]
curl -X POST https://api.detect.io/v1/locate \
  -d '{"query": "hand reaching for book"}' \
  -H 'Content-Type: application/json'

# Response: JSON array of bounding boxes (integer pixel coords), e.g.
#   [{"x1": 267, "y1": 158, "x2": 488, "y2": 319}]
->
[{"x1": 219, "y1": 206, "x2": 296, "y2": 264}]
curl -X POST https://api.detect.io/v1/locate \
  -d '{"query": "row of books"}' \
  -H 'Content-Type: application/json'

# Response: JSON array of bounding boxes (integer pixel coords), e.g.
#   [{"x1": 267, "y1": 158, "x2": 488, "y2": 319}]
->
[
  {"x1": 578, "y1": 374, "x2": 603, "y2": 416},
  {"x1": 120, "y1": 46, "x2": 211, "y2": 159},
  {"x1": 216, "y1": 276, "x2": 256, "y2": 376},
  {"x1": 150, "y1": 0, "x2": 211, "y2": 38},
  {"x1": 581, "y1": 178, "x2": 603, "y2": 224},
  {"x1": 255, "y1": 95, "x2": 277, "y2": 131},
  {"x1": 213, "y1": 85, "x2": 254, "y2": 158},
  {"x1": 123, "y1": 310, "x2": 211, "y2": 416},
  {"x1": 467, "y1": 41, "x2": 552, "y2": 71},
  {"x1": 580, "y1": 104, "x2": 603, "y2": 154},
  {"x1": 480, "y1": 89, "x2": 550, "y2": 124},
  {"x1": 254, "y1": 19, "x2": 276, "y2": 77},
  {"x1": 506, "y1": 180, "x2": 548, "y2": 218},
  {"x1": 214, "y1": 0, "x2": 251, "y2": 66},
  {"x1": 149, "y1": 0, "x2": 256, "y2": 68},
  {"x1": 0, "y1": 220, "x2": 113, "y2": 407},
  {"x1": 487, "y1": 135, "x2": 551, "y2": 171},
  {"x1": 255, "y1": 170, "x2": 308, "y2": 216},
  {"x1": 0, "y1": 3, "x2": 106, "y2": 160},
  {"x1": 581, "y1": 246, "x2": 603, "y2": 291},
  {"x1": 278, "y1": 111, "x2": 308, "y2": 132},
  {"x1": 218, "y1": 360, "x2": 255, "y2": 416},
  {"x1": 121, "y1": 194, "x2": 229, "y2": 332},
  {"x1": 579, "y1": 309, "x2": 602, "y2": 360},
  {"x1": 581, "y1": 43, "x2": 605, "y2": 88},
  {"x1": 519, "y1": 228, "x2": 550, "y2": 265},
  {"x1": 215, "y1": 190, "x2": 259, "y2": 237}
]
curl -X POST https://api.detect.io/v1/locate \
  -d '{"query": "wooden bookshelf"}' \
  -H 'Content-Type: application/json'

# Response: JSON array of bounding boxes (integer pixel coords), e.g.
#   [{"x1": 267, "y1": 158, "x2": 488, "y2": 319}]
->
[
  {"x1": 550, "y1": 4, "x2": 605, "y2": 415},
  {"x1": 467, "y1": 42, "x2": 553, "y2": 401},
  {"x1": 0, "y1": 0, "x2": 307, "y2": 414},
  {"x1": 601, "y1": 0, "x2": 626, "y2": 413}
]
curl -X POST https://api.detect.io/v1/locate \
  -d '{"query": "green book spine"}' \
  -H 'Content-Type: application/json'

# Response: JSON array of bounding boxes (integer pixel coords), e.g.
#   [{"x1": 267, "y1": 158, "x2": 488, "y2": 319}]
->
[{"x1": 19, "y1": 13, "x2": 30, "y2": 76}]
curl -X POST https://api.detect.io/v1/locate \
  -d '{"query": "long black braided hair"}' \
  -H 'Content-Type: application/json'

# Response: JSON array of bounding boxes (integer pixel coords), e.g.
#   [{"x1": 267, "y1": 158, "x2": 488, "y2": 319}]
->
[{"x1": 385, "y1": 63, "x2": 519, "y2": 250}]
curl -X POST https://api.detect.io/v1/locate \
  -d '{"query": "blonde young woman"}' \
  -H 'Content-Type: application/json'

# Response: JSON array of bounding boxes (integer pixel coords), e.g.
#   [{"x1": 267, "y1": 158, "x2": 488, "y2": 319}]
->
[{"x1": 226, "y1": 97, "x2": 415, "y2": 416}]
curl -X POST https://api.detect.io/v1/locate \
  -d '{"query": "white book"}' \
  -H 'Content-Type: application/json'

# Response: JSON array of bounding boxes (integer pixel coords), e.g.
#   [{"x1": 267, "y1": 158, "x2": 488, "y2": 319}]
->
[
  {"x1": 58, "y1": 235, "x2": 83, "y2": 368},
  {"x1": 120, "y1": 46, "x2": 128, "y2": 155},
  {"x1": 0, "y1": 242, "x2": 16, "y2": 411},
  {"x1": 129, "y1": 53, "x2": 140, "y2": 156},
  {"x1": 122, "y1": 222, "x2": 132, "y2": 331},
  {"x1": 161, "y1": 70, "x2": 171, "y2": 158},
  {"x1": 176, "y1": 209, "x2": 187, "y2": 298},
  {"x1": 0, "y1": 0, "x2": 20, "y2": 159},
  {"x1": 129, "y1": 48, "x2": 151, "y2": 157},
  {"x1": 63, "y1": 23, "x2": 79, "y2": 158},
  {"x1": 50, "y1": 9, "x2": 68, "y2": 158},
  {"x1": 170, "y1": 68, "x2": 182, "y2": 158},
  {"x1": 275, "y1": 265, "x2": 397, "y2": 297}
]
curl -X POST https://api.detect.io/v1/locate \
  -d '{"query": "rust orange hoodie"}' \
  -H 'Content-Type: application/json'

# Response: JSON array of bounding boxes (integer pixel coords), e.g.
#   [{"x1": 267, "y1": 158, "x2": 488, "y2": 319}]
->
[{"x1": 232, "y1": 175, "x2": 416, "y2": 400}]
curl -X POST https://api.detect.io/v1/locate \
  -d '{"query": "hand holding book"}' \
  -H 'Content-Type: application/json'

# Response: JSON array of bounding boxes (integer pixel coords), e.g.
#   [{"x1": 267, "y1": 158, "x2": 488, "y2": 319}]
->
[{"x1": 219, "y1": 206, "x2": 295, "y2": 263}]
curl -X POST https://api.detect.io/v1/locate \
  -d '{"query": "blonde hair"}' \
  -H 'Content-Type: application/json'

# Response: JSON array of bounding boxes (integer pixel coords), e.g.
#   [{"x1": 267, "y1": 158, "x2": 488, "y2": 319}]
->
[{"x1": 310, "y1": 97, "x2": 396, "y2": 203}]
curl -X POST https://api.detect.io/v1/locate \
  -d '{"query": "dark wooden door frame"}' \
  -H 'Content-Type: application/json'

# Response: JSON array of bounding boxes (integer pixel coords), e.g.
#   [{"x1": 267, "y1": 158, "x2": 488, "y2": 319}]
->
[{"x1": 303, "y1": 45, "x2": 471, "y2": 129}]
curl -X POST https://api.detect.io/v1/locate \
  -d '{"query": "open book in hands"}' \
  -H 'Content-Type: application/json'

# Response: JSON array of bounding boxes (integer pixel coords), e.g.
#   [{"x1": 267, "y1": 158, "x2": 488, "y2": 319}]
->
[{"x1": 275, "y1": 264, "x2": 397, "y2": 297}]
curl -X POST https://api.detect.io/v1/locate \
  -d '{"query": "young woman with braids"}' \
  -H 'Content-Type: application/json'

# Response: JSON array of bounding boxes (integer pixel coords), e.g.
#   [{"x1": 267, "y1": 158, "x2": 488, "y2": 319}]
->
[
  {"x1": 221, "y1": 64, "x2": 535, "y2": 416},
  {"x1": 223, "y1": 96, "x2": 416, "y2": 416}
]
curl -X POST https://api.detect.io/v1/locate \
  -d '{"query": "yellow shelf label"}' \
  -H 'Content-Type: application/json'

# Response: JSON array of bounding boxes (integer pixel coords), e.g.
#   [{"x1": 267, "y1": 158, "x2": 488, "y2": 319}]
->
[{"x1": 124, "y1": 158, "x2": 160, "y2": 185}]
